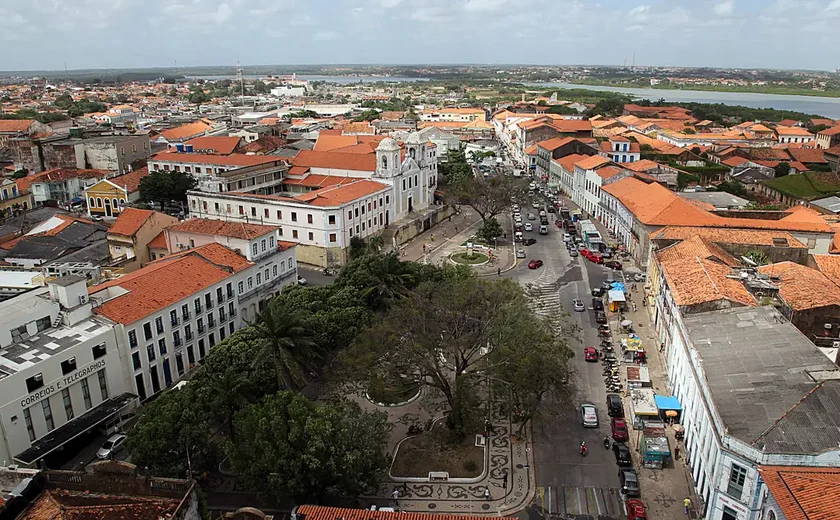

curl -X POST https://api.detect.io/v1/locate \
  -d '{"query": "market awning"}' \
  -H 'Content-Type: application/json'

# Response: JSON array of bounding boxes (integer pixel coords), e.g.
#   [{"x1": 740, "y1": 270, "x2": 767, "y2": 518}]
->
[
  {"x1": 14, "y1": 392, "x2": 137, "y2": 465},
  {"x1": 654, "y1": 395, "x2": 683, "y2": 411},
  {"x1": 608, "y1": 290, "x2": 626, "y2": 303}
]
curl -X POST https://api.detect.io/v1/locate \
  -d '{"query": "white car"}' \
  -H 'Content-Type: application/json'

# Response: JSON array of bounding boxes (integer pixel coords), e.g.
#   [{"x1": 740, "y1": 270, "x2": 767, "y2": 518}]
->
[
  {"x1": 563, "y1": 233, "x2": 572, "y2": 242},
  {"x1": 527, "y1": 213, "x2": 536, "y2": 220},
  {"x1": 524, "y1": 222, "x2": 533, "y2": 232},
  {"x1": 516, "y1": 249, "x2": 526, "y2": 258},
  {"x1": 513, "y1": 205, "x2": 520, "y2": 213},
  {"x1": 580, "y1": 404, "x2": 599, "y2": 428},
  {"x1": 532, "y1": 201, "x2": 540, "y2": 209},
  {"x1": 297, "y1": 276, "x2": 307, "y2": 285},
  {"x1": 96, "y1": 434, "x2": 126, "y2": 459},
  {"x1": 573, "y1": 299, "x2": 585, "y2": 312}
]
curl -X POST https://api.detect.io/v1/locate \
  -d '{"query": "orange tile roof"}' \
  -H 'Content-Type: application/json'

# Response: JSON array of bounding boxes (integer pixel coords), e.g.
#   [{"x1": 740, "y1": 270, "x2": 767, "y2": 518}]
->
[
  {"x1": 152, "y1": 242, "x2": 254, "y2": 272},
  {"x1": 536, "y1": 137, "x2": 575, "y2": 152},
  {"x1": 721, "y1": 156, "x2": 750, "y2": 167},
  {"x1": 169, "y1": 218, "x2": 278, "y2": 240},
  {"x1": 760, "y1": 261, "x2": 840, "y2": 311},
  {"x1": 656, "y1": 234, "x2": 741, "y2": 266},
  {"x1": 107, "y1": 208, "x2": 155, "y2": 237},
  {"x1": 596, "y1": 165, "x2": 623, "y2": 180},
  {"x1": 524, "y1": 144, "x2": 539, "y2": 155},
  {"x1": 159, "y1": 120, "x2": 211, "y2": 141},
  {"x1": 555, "y1": 153, "x2": 587, "y2": 172},
  {"x1": 622, "y1": 159, "x2": 661, "y2": 172},
  {"x1": 776, "y1": 126, "x2": 814, "y2": 137},
  {"x1": 152, "y1": 152, "x2": 283, "y2": 167},
  {"x1": 0, "y1": 120, "x2": 36, "y2": 133},
  {"x1": 147, "y1": 230, "x2": 167, "y2": 251},
  {"x1": 183, "y1": 136, "x2": 242, "y2": 155},
  {"x1": 788, "y1": 147, "x2": 827, "y2": 164},
  {"x1": 284, "y1": 174, "x2": 353, "y2": 188},
  {"x1": 651, "y1": 226, "x2": 807, "y2": 248},
  {"x1": 29, "y1": 168, "x2": 109, "y2": 183},
  {"x1": 93, "y1": 248, "x2": 243, "y2": 324},
  {"x1": 758, "y1": 466, "x2": 840, "y2": 520},
  {"x1": 551, "y1": 119, "x2": 593, "y2": 133},
  {"x1": 575, "y1": 155, "x2": 610, "y2": 170},
  {"x1": 294, "y1": 179, "x2": 388, "y2": 207},
  {"x1": 341, "y1": 122, "x2": 375, "y2": 135},
  {"x1": 292, "y1": 149, "x2": 377, "y2": 172},
  {"x1": 314, "y1": 134, "x2": 384, "y2": 152},
  {"x1": 108, "y1": 166, "x2": 148, "y2": 193},
  {"x1": 659, "y1": 255, "x2": 756, "y2": 307},
  {"x1": 295, "y1": 505, "x2": 505, "y2": 520}
]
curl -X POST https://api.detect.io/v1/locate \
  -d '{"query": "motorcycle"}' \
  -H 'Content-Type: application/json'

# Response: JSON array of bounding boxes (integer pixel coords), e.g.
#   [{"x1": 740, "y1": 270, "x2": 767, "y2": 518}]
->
[
  {"x1": 603, "y1": 436, "x2": 611, "y2": 450},
  {"x1": 580, "y1": 442, "x2": 587, "y2": 457},
  {"x1": 322, "y1": 267, "x2": 334, "y2": 276},
  {"x1": 598, "y1": 330, "x2": 611, "y2": 338}
]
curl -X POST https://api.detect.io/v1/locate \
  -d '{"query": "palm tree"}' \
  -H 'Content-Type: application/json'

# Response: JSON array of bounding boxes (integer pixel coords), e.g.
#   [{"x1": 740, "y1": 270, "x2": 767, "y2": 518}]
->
[
  {"x1": 205, "y1": 368, "x2": 253, "y2": 440},
  {"x1": 363, "y1": 252, "x2": 414, "y2": 307},
  {"x1": 250, "y1": 303, "x2": 318, "y2": 391}
]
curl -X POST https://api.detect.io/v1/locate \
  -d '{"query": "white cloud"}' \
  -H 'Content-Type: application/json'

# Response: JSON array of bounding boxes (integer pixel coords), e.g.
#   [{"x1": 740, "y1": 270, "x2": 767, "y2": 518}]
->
[
  {"x1": 713, "y1": 0, "x2": 734, "y2": 16},
  {"x1": 313, "y1": 30, "x2": 340, "y2": 41},
  {"x1": 464, "y1": 0, "x2": 507, "y2": 12},
  {"x1": 377, "y1": 0, "x2": 403, "y2": 7}
]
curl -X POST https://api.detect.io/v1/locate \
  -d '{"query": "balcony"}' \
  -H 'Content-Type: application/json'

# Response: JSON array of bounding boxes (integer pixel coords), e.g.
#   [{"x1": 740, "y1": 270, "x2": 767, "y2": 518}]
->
[
  {"x1": 197, "y1": 325, "x2": 205, "y2": 335},
  {"x1": 219, "y1": 312, "x2": 227, "y2": 323},
  {"x1": 195, "y1": 305, "x2": 203, "y2": 314},
  {"x1": 230, "y1": 307, "x2": 237, "y2": 317},
  {"x1": 185, "y1": 332, "x2": 193, "y2": 342},
  {"x1": 207, "y1": 318, "x2": 216, "y2": 328},
  {"x1": 182, "y1": 311, "x2": 191, "y2": 321},
  {"x1": 170, "y1": 317, "x2": 179, "y2": 327},
  {"x1": 239, "y1": 270, "x2": 295, "y2": 302},
  {"x1": 174, "y1": 337, "x2": 183, "y2": 348}
]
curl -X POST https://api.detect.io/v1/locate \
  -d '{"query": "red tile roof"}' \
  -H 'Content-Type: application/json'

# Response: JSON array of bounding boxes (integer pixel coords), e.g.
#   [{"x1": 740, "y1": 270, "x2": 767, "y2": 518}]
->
[
  {"x1": 29, "y1": 168, "x2": 109, "y2": 184},
  {"x1": 159, "y1": 120, "x2": 211, "y2": 141},
  {"x1": 551, "y1": 119, "x2": 593, "y2": 133},
  {"x1": 555, "y1": 153, "x2": 587, "y2": 172},
  {"x1": 147, "y1": 230, "x2": 167, "y2": 251},
  {"x1": 183, "y1": 135, "x2": 242, "y2": 155},
  {"x1": 150, "y1": 242, "x2": 254, "y2": 273},
  {"x1": 758, "y1": 466, "x2": 840, "y2": 520},
  {"x1": 108, "y1": 167, "x2": 149, "y2": 193},
  {"x1": 295, "y1": 505, "x2": 505, "y2": 520},
  {"x1": 294, "y1": 179, "x2": 388, "y2": 207},
  {"x1": 242, "y1": 135, "x2": 288, "y2": 154},
  {"x1": 20, "y1": 489, "x2": 180, "y2": 520},
  {"x1": 292, "y1": 150, "x2": 377, "y2": 172},
  {"x1": 314, "y1": 134, "x2": 385, "y2": 152},
  {"x1": 107, "y1": 208, "x2": 155, "y2": 237},
  {"x1": 151, "y1": 152, "x2": 283, "y2": 167},
  {"x1": 284, "y1": 174, "x2": 353, "y2": 188},
  {"x1": 169, "y1": 218, "x2": 278, "y2": 240},
  {"x1": 759, "y1": 261, "x2": 840, "y2": 311},
  {"x1": 575, "y1": 155, "x2": 611, "y2": 170},
  {"x1": 536, "y1": 137, "x2": 575, "y2": 152},
  {"x1": 0, "y1": 120, "x2": 35, "y2": 133}
]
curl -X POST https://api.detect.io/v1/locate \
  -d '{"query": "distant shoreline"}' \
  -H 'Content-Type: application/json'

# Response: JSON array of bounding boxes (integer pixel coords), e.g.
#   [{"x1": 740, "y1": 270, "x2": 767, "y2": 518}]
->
[{"x1": 550, "y1": 80, "x2": 840, "y2": 99}]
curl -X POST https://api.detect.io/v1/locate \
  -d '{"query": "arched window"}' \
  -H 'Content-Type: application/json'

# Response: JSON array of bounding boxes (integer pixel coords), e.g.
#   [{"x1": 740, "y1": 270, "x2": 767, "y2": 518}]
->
[
  {"x1": 89, "y1": 197, "x2": 95, "y2": 207},
  {"x1": 382, "y1": 155, "x2": 388, "y2": 169},
  {"x1": 112, "y1": 198, "x2": 119, "y2": 209},
  {"x1": 409, "y1": 148, "x2": 415, "y2": 159},
  {"x1": 767, "y1": 511, "x2": 776, "y2": 520},
  {"x1": 96, "y1": 197, "x2": 102, "y2": 208}
]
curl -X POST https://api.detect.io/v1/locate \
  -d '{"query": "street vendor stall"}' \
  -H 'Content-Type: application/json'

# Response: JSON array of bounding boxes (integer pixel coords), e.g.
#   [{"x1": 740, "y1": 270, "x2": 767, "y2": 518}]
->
[
  {"x1": 654, "y1": 395, "x2": 683, "y2": 424},
  {"x1": 626, "y1": 365, "x2": 651, "y2": 389},
  {"x1": 628, "y1": 388, "x2": 659, "y2": 429},
  {"x1": 608, "y1": 289, "x2": 626, "y2": 312},
  {"x1": 621, "y1": 335, "x2": 645, "y2": 363},
  {"x1": 640, "y1": 421, "x2": 671, "y2": 469}
]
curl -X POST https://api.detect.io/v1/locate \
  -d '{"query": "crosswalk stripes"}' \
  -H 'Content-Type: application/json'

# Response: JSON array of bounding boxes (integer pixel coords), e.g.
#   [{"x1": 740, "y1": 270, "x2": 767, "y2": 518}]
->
[{"x1": 536, "y1": 485, "x2": 626, "y2": 519}]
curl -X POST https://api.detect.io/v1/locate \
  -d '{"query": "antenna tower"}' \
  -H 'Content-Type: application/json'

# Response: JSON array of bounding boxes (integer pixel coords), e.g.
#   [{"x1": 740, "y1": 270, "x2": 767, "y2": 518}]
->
[{"x1": 236, "y1": 55, "x2": 245, "y2": 105}]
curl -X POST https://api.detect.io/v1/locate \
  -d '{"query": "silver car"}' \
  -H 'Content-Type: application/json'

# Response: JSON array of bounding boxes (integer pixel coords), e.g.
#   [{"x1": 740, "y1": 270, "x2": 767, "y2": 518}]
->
[
  {"x1": 573, "y1": 298, "x2": 585, "y2": 312},
  {"x1": 96, "y1": 434, "x2": 126, "y2": 459},
  {"x1": 580, "y1": 403, "x2": 598, "y2": 428},
  {"x1": 516, "y1": 249, "x2": 526, "y2": 258}
]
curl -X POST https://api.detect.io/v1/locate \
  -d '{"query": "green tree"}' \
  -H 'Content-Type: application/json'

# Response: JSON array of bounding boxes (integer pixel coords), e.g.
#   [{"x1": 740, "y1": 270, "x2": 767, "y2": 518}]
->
[
  {"x1": 54, "y1": 93, "x2": 74, "y2": 109},
  {"x1": 226, "y1": 392, "x2": 389, "y2": 502},
  {"x1": 477, "y1": 218, "x2": 503, "y2": 243},
  {"x1": 439, "y1": 148, "x2": 472, "y2": 186},
  {"x1": 252, "y1": 80, "x2": 269, "y2": 94},
  {"x1": 138, "y1": 169, "x2": 197, "y2": 206},
  {"x1": 809, "y1": 123, "x2": 830, "y2": 134},
  {"x1": 337, "y1": 252, "x2": 415, "y2": 309},
  {"x1": 775, "y1": 162, "x2": 791, "y2": 177},
  {"x1": 546, "y1": 104, "x2": 579, "y2": 115},
  {"x1": 452, "y1": 175, "x2": 527, "y2": 225},
  {"x1": 353, "y1": 109, "x2": 380, "y2": 122},
  {"x1": 250, "y1": 302, "x2": 318, "y2": 390},
  {"x1": 589, "y1": 98, "x2": 625, "y2": 117}
]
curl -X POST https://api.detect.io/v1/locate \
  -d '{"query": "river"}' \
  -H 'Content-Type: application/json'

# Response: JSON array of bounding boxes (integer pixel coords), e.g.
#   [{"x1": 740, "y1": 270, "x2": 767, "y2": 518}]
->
[
  {"x1": 522, "y1": 82, "x2": 840, "y2": 119},
  {"x1": 185, "y1": 74, "x2": 428, "y2": 84}
]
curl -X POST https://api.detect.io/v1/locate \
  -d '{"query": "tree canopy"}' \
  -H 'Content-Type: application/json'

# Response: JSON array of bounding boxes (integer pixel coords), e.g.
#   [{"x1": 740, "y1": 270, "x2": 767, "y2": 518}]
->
[
  {"x1": 450, "y1": 175, "x2": 527, "y2": 225},
  {"x1": 139, "y1": 169, "x2": 197, "y2": 206}
]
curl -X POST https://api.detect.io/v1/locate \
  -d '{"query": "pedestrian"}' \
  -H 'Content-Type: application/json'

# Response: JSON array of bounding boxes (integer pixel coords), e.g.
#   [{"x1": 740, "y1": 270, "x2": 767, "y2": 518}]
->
[
  {"x1": 422, "y1": 243, "x2": 426, "y2": 253},
  {"x1": 497, "y1": 267, "x2": 501, "y2": 276},
  {"x1": 431, "y1": 234, "x2": 435, "y2": 241},
  {"x1": 484, "y1": 487, "x2": 491, "y2": 500},
  {"x1": 443, "y1": 230, "x2": 447, "y2": 238},
  {"x1": 675, "y1": 445, "x2": 681, "y2": 460},
  {"x1": 503, "y1": 232, "x2": 507, "y2": 239},
  {"x1": 502, "y1": 473, "x2": 508, "y2": 489},
  {"x1": 632, "y1": 302, "x2": 637, "y2": 312},
  {"x1": 684, "y1": 497, "x2": 691, "y2": 515},
  {"x1": 455, "y1": 225, "x2": 458, "y2": 233},
  {"x1": 660, "y1": 342, "x2": 665, "y2": 353},
  {"x1": 448, "y1": 215, "x2": 452, "y2": 222}
]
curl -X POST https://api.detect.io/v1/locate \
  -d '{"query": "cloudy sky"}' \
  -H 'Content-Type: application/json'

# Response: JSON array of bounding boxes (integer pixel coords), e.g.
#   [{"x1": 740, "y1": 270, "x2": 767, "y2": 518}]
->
[{"x1": 3, "y1": 0, "x2": 840, "y2": 71}]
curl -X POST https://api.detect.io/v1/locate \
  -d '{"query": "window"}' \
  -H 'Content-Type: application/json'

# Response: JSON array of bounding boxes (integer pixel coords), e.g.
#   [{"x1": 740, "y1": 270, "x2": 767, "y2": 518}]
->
[
  {"x1": 261, "y1": 239, "x2": 267, "y2": 252},
  {"x1": 269, "y1": 236, "x2": 275, "y2": 248},
  {"x1": 143, "y1": 322, "x2": 153, "y2": 340},
  {"x1": 307, "y1": 214, "x2": 313, "y2": 224},
  {"x1": 355, "y1": 208, "x2": 359, "y2": 217},
  {"x1": 195, "y1": 298, "x2": 202, "y2": 313},
  {"x1": 252, "y1": 243, "x2": 258, "y2": 256},
  {"x1": 328, "y1": 215, "x2": 336, "y2": 225},
  {"x1": 132, "y1": 351, "x2": 142, "y2": 370},
  {"x1": 239, "y1": 205, "x2": 244, "y2": 215},
  {"x1": 361, "y1": 205, "x2": 365, "y2": 215},
  {"x1": 155, "y1": 316, "x2": 164, "y2": 334},
  {"x1": 248, "y1": 277, "x2": 254, "y2": 289},
  {"x1": 176, "y1": 352, "x2": 185, "y2": 376},
  {"x1": 207, "y1": 312, "x2": 215, "y2": 328},
  {"x1": 251, "y1": 207, "x2": 257, "y2": 217},
  {"x1": 81, "y1": 378, "x2": 92, "y2": 410},
  {"x1": 264, "y1": 208, "x2": 269, "y2": 218},
  {"x1": 23, "y1": 407, "x2": 36, "y2": 442},
  {"x1": 42, "y1": 399, "x2": 54, "y2": 432},
  {"x1": 147, "y1": 344, "x2": 156, "y2": 362},
  {"x1": 721, "y1": 507, "x2": 738, "y2": 520},
  {"x1": 727, "y1": 464, "x2": 748, "y2": 499},
  {"x1": 238, "y1": 281, "x2": 244, "y2": 294},
  {"x1": 229, "y1": 321, "x2": 235, "y2": 334},
  {"x1": 402, "y1": 179, "x2": 406, "y2": 190},
  {"x1": 308, "y1": 232, "x2": 314, "y2": 241},
  {"x1": 291, "y1": 212, "x2": 298, "y2": 222},
  {"x1": 415, "y1": 175, "x2": 418, "y2": 186},
  {"x1": 185, "y1": 324, "x2": 193, "y2": 341},
  {"x1": 277, "y1": 210, "x2": 282, "y2": 219},
  {"x1": 256, "y1": 272, "x2": 262, "y2": 285},
  {"x1": 61, "y1": 388, "x2": 74, "y2": 420},
  {"x1": 209, "y1": 332, "x2": 216, "y2": 348},
  {"x1": 205, "y1": 293, "x2": 213, "y2": 308},
  {"x1": 173, "y1": 330, "x2": 182, "y2": 347},
  {"x1": 187, "y1": 345, "x2": 196, "y2": 365},
  {"x1": 89, "y1": 197, "x2": 95, "y2": 207},
  {"x1": 158, "y1": 338, "x2": 167, "y2": 355},
  {"x1": 92, "y1": 344, "x2": 107, "y2": 359},
  {"x1": 182, "y1": 304, "x2": 190, "y2": 320},
  {"x1": 292, "y1": 230, "x2": 298, "y2": 239},
  {"x1": 61, "y1": 357, "x2": 77, "y2": 375},
  {"x1": 97, "y1": 369, "x2": 109, "y2": 400},
  {"x1": 368, "y1": 202, "x2": 372, "y2": 211},
  {"x1": 348, "y1": 210, "x2": 353, "y2": 220},
  {"x1": 386, "y1": 195, "x2": 390, "y2": 204},
  {"x1": 382, "y1": 155, "x2": 388, "y2": 168},
  {"x1": 273, "y1": 265, "x2": 278, "y2": 277},
  {"x1": 229, "y1": 301, "x2": 236, "y2": 317},
  {"x1": 170, "y1": 309, "x2": 178, "y2": 326},
  {"x1": 128, "y1": 329, "x2": 138, "y2": 348},
  {"x1": 226, "y1": 282, "x2": 233, "y2": 298}
]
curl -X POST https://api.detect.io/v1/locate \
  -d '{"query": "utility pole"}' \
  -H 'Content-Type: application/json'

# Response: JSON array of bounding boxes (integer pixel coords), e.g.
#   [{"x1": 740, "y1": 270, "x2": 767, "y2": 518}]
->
[{"x1": 236, "y1": 55, "x2": 245, "y2": 106}]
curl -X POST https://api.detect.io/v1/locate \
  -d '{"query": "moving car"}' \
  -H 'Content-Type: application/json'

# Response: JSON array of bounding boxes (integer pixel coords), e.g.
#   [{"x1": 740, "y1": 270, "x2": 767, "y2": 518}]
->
[
  {"x1": 96, "y1": 434, "x2": 127, "y2": 460},
  {"x1": 626, "y1": 499, "x2": 648, "y2": 520},
  {"x1": 613, "y1": 442, "x2": 633, "y2": 467},
  {"x1": 524, "y1": 222, "x2": 533, "y2": 232},
  {"x1": 580, "y1": 403, "x2": 598, "y2": 428},
  {"x1": 618, "y1": 468, "x2": 640, "y2": 497},
  {"x1": 572, "y1": 299, "x2": 585, "y2": 312},
  {"x1": 604, "y1": 260, "x2": 623, "y2": 270},
  {"x1": 528, "y1": 213, "x2": 536, "y2": 220},
  {"x1": 584, "y1": 346, "x2": 598, "y2": 362},
  {"x1": 516, "y1": 249, "x2": 526, "y2": 258},
  {"x1": 546, "y1": 206, "x2": 555, "y2": 213},
  {"x1": 522, "y1": 238, "x2": 537, "y2": 246},
  {"x1": 539, "y1": 225, "x2": 548, "y2": 235},
  {"x1": 606, "y1": 393, "x2": 625, "y2": 417},
  {"x1": 589, "y1": 253, "x2": 604, "y2": 264},
  {"x1": 611, "y1": 418, "x2": 629, "y2": 442},
  {"x1": 528, "y1": 259, "x2": 544, "y2": 269},
  {"x1": 532, "y1": 201, "x2": 540, "y2": 209},
  {"x1": 297, "y1": 276, "x2": 307, "y2": 285},
  {"x1": 634, "y1": 272, "x2": 647, "y2": 282}
]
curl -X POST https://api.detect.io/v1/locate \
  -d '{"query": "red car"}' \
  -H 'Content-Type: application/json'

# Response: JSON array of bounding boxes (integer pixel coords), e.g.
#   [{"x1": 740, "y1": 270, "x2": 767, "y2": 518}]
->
[
  {"x1": 604, "y1": 260, "x2": 623, "y2": 270},
  {"x1": 611, "y1": 417, "x2": 629, "y2": 442},
  {"x1": 626, "y1": 499, "x2": 647, "y2": 520},
  {"x1": 580, "y1": 248, "x2": 591, "y2": 258},
  {"x1": 584, "y1": 346, "x2": 598, "y2": 362},
  {"x1": 528, "y1": 259, "x2": 544, "y2": 269},
  {"x1": 589, "y1": 253, "x2": 604, "y2": 264}
]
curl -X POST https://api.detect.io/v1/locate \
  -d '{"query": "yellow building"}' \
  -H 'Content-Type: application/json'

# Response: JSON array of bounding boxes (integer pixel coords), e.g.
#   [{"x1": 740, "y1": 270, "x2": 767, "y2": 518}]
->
[
  {"x1": 0, "y1": 177, "x2": 32, "y2": 215},
  {"x1": 84, "y1": 167, "x2": 148, "y2": 218}
]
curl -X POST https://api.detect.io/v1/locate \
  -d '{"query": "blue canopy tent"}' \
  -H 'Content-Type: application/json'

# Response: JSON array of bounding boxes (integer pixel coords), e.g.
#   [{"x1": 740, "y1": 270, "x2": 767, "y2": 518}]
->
[{"x1": 654, "y1": 395, "x2": 682, "y2": 423}]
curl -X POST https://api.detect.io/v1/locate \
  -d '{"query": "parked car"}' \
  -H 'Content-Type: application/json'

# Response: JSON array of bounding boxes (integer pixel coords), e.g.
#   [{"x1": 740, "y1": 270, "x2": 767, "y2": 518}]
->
[
  {"x1": 522, "y1": 238, "x2": 537, "y2": 246},
  {"x1": 580, "y1": 403, "x2": 598, "y2": 428},
  {"x1": 563, "y1": 233, "x2": 572, "y2": 242},
  {"x1": 528, "y1": 259, "x2": 544, "y2": 269},
  {"x1": 592, "y1": 298, "x2": 604, "y2": 311},
  {"x1": 516, "y1": 249, "x2": 526, "y2": 258},
  {"x1": 611, "y1": 418, "x2": 629, "y2": 442},
  {"x1": 613, "y1": 442, "x2": 633, "y2": 467},
  {"x1": 602, "y1": 248, "x2": 614, "y2": 259},
  {"x1": 634, "y1": 272, "x2": 647, "y2": 282},
  {"x1": 626, "y1": 499, "x2": 648, "y2": 520},
  {"x1": 601, "y1": 280, "x2": 614, "y2": 290},
  {"x1": 573, "y1": 299, "x2": 585, "y2": 312},
  {"x1": 569, "y1": 249, "x2": 578, "y2": 257},
  {"x1": 592, "y1": 287, "x2": 604, "y2": 297},
  {"x1": 96, "y1": 434, "x2": 127, "y2": 460},
  {"x1": 539, "y1": 225, "x2": 548, "y2": 235},
  {"x1": 595, "y1": 311, "x2": 607, "y2": 324},
  {"x1": 297, "y1": 276, "x2": 307, "y2": 285},
  {"x1": 618, "y1": 468, "x2": 640, "y2": 497},
  {"x1": 524, "y1": 222, "x2": 533, "y2": 232},
  {"x1": 555, "y1": 220, "x2": 564, "y2": 228},
  {"x1": 589, "y1": 253, "x2": 604, "y2": 264},
  {"x1": 606, "y1": 393, "x2": 624, "y2": 417},
  {"x1": 604, "y1": 260, "x2": 623, "y2": 270},
  {"x1": 584, "y1": 346, "x2": 598, "y2": 362}
]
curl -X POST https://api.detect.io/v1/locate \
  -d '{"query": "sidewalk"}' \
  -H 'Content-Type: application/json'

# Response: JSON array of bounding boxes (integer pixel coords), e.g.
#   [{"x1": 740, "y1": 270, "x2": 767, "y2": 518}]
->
[
  {"x1": 397, "y1": 206, "x2": 517, "y2": 276},
  {"x1": 557, "y1": 189, "x2": 702, "y2": 519}
]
